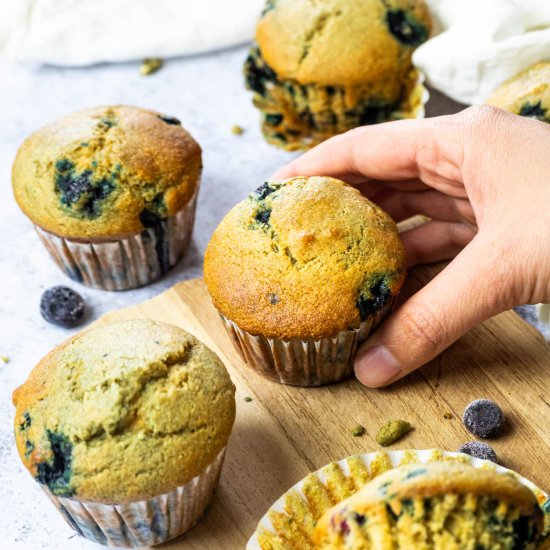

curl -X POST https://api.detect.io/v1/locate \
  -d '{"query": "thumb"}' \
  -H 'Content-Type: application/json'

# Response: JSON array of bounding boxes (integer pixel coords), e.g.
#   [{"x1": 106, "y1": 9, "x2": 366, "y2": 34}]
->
[{"x1": 354, "y1": 235, "x2": 510, "y2": 387}]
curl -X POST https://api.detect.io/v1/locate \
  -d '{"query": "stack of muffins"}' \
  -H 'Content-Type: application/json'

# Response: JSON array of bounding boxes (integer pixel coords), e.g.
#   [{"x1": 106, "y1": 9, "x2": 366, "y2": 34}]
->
[{"x1": 244, "y1": 0, "x2": 432, "y2": 150}]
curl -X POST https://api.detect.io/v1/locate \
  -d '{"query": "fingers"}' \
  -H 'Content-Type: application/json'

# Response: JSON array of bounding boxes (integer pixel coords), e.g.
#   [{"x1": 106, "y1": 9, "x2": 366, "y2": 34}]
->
[
  {"x1": 400, "y1": 220, "x2": 476, "y2": 267},
  {"x1": 271, "y1": 115, "x2": 466, "y2": 192},
  {"x1": 373, "y1": 189, "x2": 476, "y2": 225},
  {"x1": 354, "y1": 234, "x2": 510, "y2": 387}
]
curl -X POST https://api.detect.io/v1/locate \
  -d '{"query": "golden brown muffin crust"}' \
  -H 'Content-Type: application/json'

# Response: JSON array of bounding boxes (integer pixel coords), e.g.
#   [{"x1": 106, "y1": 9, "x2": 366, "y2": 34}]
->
[
  {"x1": 204, "y1": 177, "x2": 405, "y2": 339},
  {"x1": 12, "y1": 105, "x2": 202, "y2": 239},
  {"x1": 13, "y1": 320, "x2": 235, "y2": 503},
  {"x1": 256, "y1": 0, "x2": 431, "y2": 87},
  {"x1": 487, "y1": 62, "x2": 550, "y2": 123}
]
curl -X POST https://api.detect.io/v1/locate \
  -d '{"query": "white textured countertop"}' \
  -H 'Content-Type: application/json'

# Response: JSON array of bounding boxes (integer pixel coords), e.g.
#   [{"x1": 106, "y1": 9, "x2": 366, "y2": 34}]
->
[{"x1": 0, "y1": 46, "x2": 478, "y2": 550}]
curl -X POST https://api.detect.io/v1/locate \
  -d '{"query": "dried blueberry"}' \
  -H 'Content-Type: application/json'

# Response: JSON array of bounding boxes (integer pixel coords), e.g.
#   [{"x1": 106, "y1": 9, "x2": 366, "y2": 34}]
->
[
  {"x1": 55, "y1": 159, "x2": 116, "y2": 219},
  {"x1": 158, "y1": 114, "x2": 181, "y2": 125},
  {"x1": 462, "y1": 399, "x2": 504, "y2": 438},
  {"x1": 40, "y1": 286, "x2": 85, "y2": 328},
  {"x1": 458, "y1": 441, "x2": 499, "y2": 463},
  {"x1": 264, "y1": 113, "x2": 283, "y2": 126},
  {"x1": 244, "y1": 48, "x2": 278, "y2": 96},
  {"x1": 352, "y1": 512, "x2": 366, "y2": 526},
  {"x1": 25, "y1": 439, "x2": 34, "y2": 458},
  {"x1": 386, "y1": 9, "x2": 428, "y2": 47},
  {"x1": 357, "y1": 275, "x2": 392, "y2": 320},
  {"x1": 519, "y1": 101, "x2": 548, "y2": 123},
  {"x1": 254, "y1": 182, "x2": 278, "y2": 200},
  {"x1": 255, "y1": 206, "x2": 271, "y2": 225},
  {"x1": 35, "y1": 430, "x2": 74, "y2": 496},
  {"x1": 19, "y1": 411, "x2": 31, "y2": 430}
]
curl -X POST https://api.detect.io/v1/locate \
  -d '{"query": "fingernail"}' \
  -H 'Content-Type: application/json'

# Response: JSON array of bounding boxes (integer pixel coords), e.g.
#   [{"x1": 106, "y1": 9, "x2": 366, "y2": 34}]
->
[{"x1": 355, "y1": 345, "x2": 401, "y2": 387}]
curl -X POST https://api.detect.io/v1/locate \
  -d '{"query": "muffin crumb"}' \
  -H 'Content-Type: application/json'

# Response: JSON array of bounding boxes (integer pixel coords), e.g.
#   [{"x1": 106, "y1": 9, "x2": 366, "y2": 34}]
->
[
  {"x1": 443, "y1": 411, "x2": 453, "y2": 419},
  {"x1": 376, "y1": 419, "x2": 412, "y2": 446},
  {"x1": 351, "y1": 425, "x2": 366, "y2": 437},
  {"x1": 0, "y1": 355, "x2": 10, "y2": 364},
  {"x1": 140, "y1": 58, "x2": 163, "y2": 76},
  {"x1": 231, "y1": 124, "x2": 244, "y2": 135},
  {"x1": 244, "y1": 396, "x2": 253, "y2": 402}
]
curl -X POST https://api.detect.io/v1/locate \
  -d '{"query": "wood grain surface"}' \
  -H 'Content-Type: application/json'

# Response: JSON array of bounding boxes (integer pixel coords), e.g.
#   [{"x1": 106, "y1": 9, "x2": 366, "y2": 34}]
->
[{"x1": 93, "y1": 264, "x2": 550, "y2": 549}]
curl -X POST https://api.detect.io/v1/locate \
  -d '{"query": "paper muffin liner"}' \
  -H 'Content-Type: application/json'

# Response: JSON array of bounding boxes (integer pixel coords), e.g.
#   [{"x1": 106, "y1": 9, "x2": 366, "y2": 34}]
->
[
  {"x1": 34, "y1": 192, "x2": 198, "y2": 291},
  {"x1": 219, "y1": 299, "x2": 394, "y2": 386},
  {"x1": 247, "y1": 449, "x2": 550, "y2": 550},
  {"x1": 42, "y1": 446, "x2": 226, "y2": 548}
]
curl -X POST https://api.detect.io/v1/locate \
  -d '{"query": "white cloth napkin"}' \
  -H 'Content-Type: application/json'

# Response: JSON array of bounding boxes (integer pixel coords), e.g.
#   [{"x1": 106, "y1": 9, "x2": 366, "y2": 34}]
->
[
  {"x1": 1, "y1": 0, "x2": 549, "y2": 104},
  {"x1": 0, "y1": 0, "x2": 264, "y2": 66},
  {"x1": 414, "y1": 0, "x2": 550, "y2": 104}
]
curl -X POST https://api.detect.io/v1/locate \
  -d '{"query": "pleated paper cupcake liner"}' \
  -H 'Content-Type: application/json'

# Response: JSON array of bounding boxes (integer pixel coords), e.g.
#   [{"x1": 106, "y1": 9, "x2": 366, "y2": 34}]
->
[
  {"x1": 43, "y1": 446, "x2": 226, "y2": 548},
  {"x1": 35, "y1": 193, "x2": 198, "y2": 291},
  {"x1": 219, "y1": 299, "x2": 394, "y2": 386},
  {"x1": 247, "y1": 449, "x2": 550, "y2": 550}
]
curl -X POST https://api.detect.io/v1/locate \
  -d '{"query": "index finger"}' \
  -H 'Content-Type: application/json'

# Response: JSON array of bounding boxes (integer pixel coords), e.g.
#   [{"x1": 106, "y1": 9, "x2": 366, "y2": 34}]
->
[{"x1": 271, "y1": 113, "x2": 465, "y2": 189}]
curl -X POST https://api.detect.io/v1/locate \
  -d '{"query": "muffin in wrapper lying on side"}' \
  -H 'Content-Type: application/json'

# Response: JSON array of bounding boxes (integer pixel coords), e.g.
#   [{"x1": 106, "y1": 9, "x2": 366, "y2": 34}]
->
[
  {"x1": 204, "y1": 176, "x2": 406, "y2": 386},
  {"x1": 12, "y1": 320, "x2": 236, "y2": 548},
  {"x1": 12, "y1": 105, "x2": 202, "y2": 290},
  {"x1": 315, "y1": 462, "x2": 545, "y2": 549},
  {"x1": 487, "y1": 62, "x2": 550, "y2": 124},
  {"x1": 244, "y1": 0, "x2": 432, "y2": 151}
]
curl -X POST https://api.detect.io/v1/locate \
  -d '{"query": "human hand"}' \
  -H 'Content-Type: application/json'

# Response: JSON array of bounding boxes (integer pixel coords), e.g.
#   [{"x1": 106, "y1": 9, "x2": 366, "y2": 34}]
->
[{"x1": 272, "y1": 106, "x2": 550, "y2": 387}]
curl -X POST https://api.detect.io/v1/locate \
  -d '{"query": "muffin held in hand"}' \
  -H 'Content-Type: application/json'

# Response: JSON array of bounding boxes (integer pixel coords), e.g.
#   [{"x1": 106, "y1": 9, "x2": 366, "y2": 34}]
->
[
  {"x1": 244, "y1": 0, "x2": 431, "y2": 151},
  {"x1": 315, "y1": 462, "x2": 544, "y2": 549},
  {"x1": 487, "y1": 62, "x2": 550, "y2": 124},
  {"x1": 13, "y1": 319, "x2": 235, "y2": 548},
  {"x1": 204, "y1": 176, "x2": 406, "y2": 386},
  {"x1": 12, "y1": 106, "x2": 202, "y2": 290}
]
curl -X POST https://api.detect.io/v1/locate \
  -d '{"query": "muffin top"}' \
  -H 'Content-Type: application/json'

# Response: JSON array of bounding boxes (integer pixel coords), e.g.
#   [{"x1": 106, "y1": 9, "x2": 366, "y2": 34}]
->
[
  {"x1": 204, "y1": 177, "x2": 406, "y2": 340},
  {"x1": 12, "y1": 319, "x2": 235, "y2": 503},
  {"x1": 315, "y1": 462, "x2": 543, "y2": 547},
  {"x1": 487, "y1": 62, "x2": 550, "y2": 123},
  {"x1": 12, "y1": 105, "x2": 202, "y2": 240},
  {"x1": 255, "y1": 0, "x2": 431, "y2": 87}
]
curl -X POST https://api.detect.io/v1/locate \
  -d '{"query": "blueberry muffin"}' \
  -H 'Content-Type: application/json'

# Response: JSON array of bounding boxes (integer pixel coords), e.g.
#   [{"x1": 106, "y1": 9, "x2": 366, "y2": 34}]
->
[
  {"x1": 244, "y1": 0, "x2": 431, "y2": 151},
  {"x1": 204, "y1": 176, "x2": 406, "y2": 385},
  {"x1": 487, "y1": 62, "x2": 550, "y2": 124},
  {"x1": 315, "y1": 462, "x2": 544, "y2": 549},
  {"x1": 12, "y1": 106, "x2": 202, "y2": 290},
  {"x1": 13, "y1": 319, "x2": 236, "y2": 547}
]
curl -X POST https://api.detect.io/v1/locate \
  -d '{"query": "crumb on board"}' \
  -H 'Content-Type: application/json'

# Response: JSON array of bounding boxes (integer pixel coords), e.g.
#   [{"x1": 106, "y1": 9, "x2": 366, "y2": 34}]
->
[
  {"x1": 376, "y1": 419, "x2": 412, "y2": 446},
  {"x1": 244, "y1": 396, "x2": 253, "y2": 402},
  {"x1": 351, "y1": 425, "x2": 366, "y2": 437},
  {"x1": 140, "y1": 58, "x2": 164, "y2": 76},
  {"x1": 443, "y1": 411, "x2": 453, "y2": 419},
  {"x1": 0, "y1": 355, "x2": 9, "y2": 364},
  {"x1": 231, "y1": 124, "x2": 244, "y2": 135}
]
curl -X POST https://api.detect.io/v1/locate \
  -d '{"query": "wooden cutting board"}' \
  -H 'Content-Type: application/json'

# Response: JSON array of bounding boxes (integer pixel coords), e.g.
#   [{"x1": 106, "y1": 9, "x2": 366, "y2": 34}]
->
[{"x1": 93, "y1": 267, "x2": 550, "y2": 549}]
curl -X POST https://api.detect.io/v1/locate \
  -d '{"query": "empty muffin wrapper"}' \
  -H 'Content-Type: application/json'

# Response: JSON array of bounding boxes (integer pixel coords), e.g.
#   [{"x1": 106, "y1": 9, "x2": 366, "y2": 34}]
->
[
  {"x1": 219, "y1": 299, "x2": 394, "y2": 387},
  {"x1": 247, "y1": 449, "x2": 550, "y2": 550},
  {"x1": 34, "y1": 192, "x2": 198, "y2": 291},
  {"x1": 43, "y1": 446, "x2": 226, "y2": 548}
]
